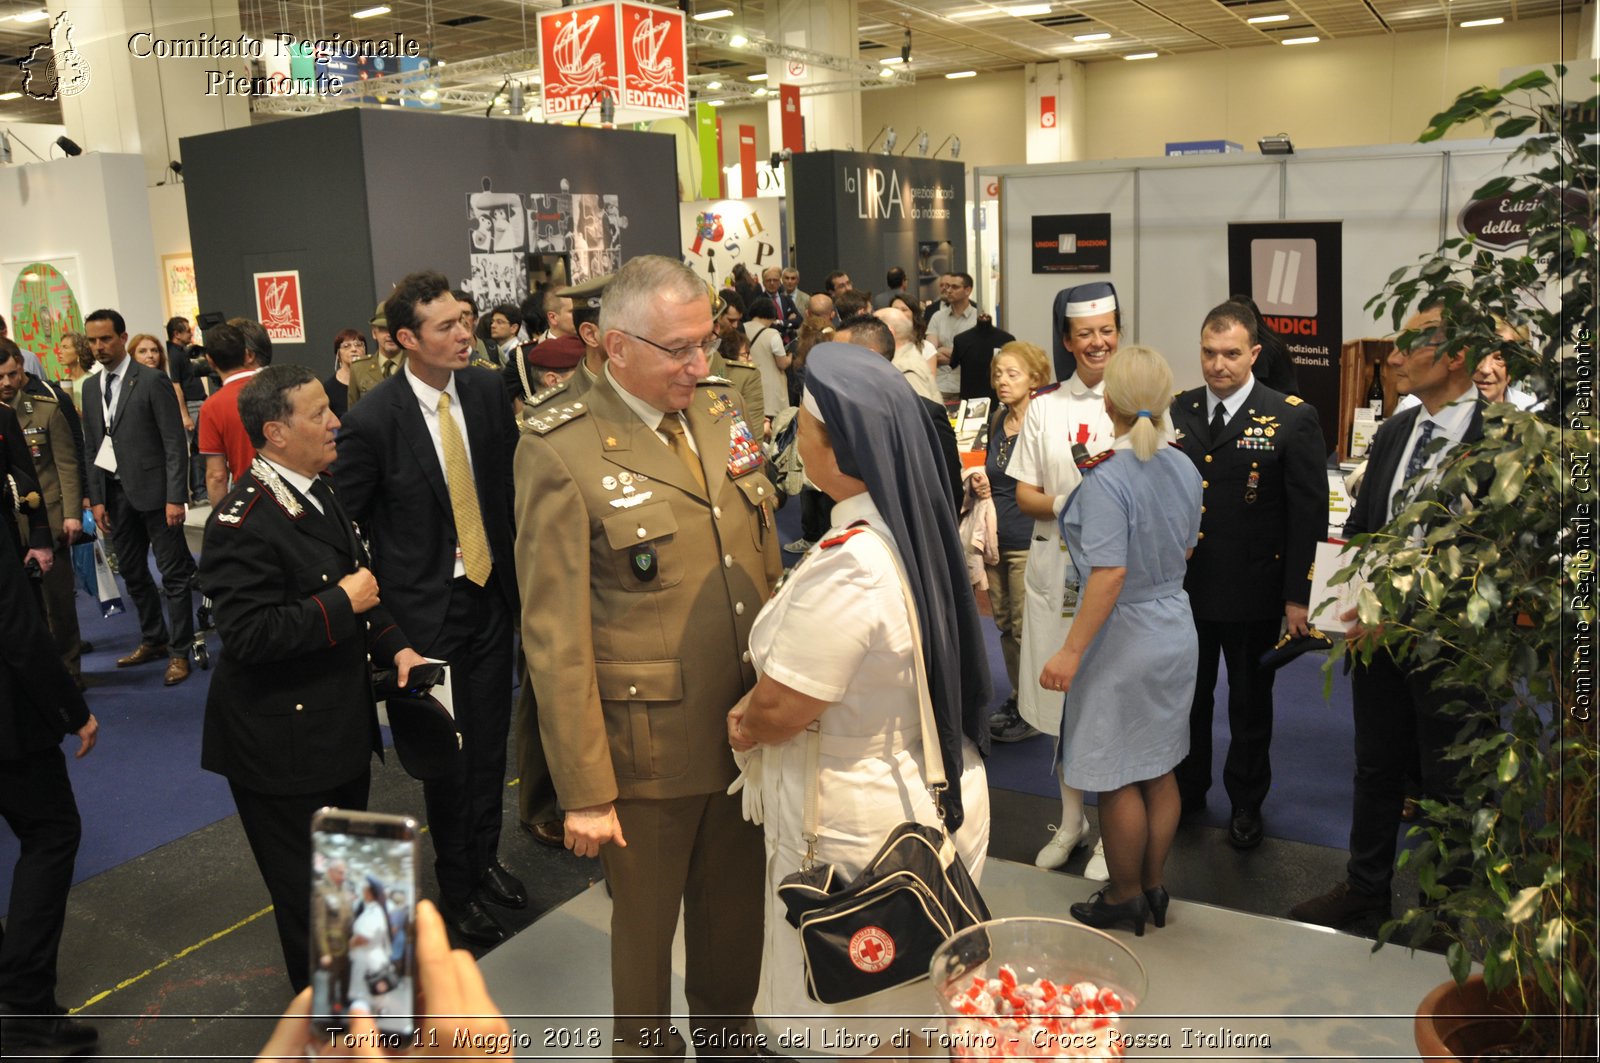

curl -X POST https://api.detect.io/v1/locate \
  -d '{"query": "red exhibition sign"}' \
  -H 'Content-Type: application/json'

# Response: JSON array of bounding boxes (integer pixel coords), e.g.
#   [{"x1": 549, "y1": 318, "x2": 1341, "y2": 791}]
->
[
  {"x1": 780, "y1": 82, "x2": 803, "y2": 153},
  {"x1": 1040, "y1": 94, "x2": 1057, "y2": 129},
  {"x1": 618, "y1": 1, "x2": 686, "y2": 115},
  {"x1": 539, "y1": 0, "x2": 686, "y2": 123},
  {"x1": 539, "y1": 1, "x2": 620, "y2": 122},
  {"x1": 252, "y1": 271, "x2": 305, "y2": 344},
  {"x1": 739, "y1": 124, "x2": 757, "y2": 197}
]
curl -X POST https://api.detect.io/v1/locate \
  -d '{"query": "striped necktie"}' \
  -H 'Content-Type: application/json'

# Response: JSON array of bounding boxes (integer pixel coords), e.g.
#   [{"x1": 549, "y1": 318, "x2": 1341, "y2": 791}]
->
[{"x1": 1392, "y1": 419, "x2": 1439, "y2": 518}]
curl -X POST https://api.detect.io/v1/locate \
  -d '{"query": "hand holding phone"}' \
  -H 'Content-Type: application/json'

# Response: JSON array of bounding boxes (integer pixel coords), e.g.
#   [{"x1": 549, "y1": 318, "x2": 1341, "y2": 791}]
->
[{"x1": 257, "y1": 901, "x2": 510, "y2": 1061}]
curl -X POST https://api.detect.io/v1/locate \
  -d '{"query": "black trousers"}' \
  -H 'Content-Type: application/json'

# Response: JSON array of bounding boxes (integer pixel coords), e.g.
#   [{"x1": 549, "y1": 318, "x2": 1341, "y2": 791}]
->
[
  {"x1": 105, "y1": 479, "x2": 196, "y2": 653},
  {"x1": 230, "y1": 772, "x2": 370, "y2": 993},
  {"x1": 1175, "y1": 616, "x2": 1283, "y2": 814},
  {"x1": 417, "y1": 578, "x2": 513, "y2": 905},
  {"x1": 0, "y1": 746, "x2": 82, "y2": 1011},
  {"x1": 1346, "y1": 650, "x2": 1487, "y2": 897}
]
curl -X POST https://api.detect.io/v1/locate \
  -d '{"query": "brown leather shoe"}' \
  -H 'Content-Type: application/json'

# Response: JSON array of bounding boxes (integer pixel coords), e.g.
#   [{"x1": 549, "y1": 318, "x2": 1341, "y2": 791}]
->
[
  {"x1": 522, "y1": 819, "x2": 565, "y2": 849},
  {"x1": 117, "y1": 643, "x2": 168, "y2": 668},
  {"x1": 163, "y1": 656, "x2": 191, "y2": 686}
]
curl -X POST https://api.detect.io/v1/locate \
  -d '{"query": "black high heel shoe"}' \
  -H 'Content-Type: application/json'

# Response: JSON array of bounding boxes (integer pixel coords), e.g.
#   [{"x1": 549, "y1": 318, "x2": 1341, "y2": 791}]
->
[
  {"x1": 1069, "y1": 888, "x2": 1150, "y2": 936},
  {"x1": 1145, "y1": 886, "x2": 1170, "y2": 929}
]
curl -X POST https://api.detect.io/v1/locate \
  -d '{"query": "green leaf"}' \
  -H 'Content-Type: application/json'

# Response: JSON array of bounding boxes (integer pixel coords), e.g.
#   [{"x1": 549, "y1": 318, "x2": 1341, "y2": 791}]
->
[
  {"x1": 1497, "y1": 746, "x2": 1521, "y2": 784},
  {"x1": 1447, "y1": 942, "x2": 1471, "y2": 983},
  {"x1": 1572, "y1": 227, "x2": 1588, "y2": 258},
  {"x1": 1563, "y1": 965, "x2": 1586, "y2": 1010},
  {"x1": 1535, "y1": 917, "x2": 1566, "y2": 958},
  {"x1": 1466, "y1": 594, "x2": 1491, "y2": 629},
  {"x1": 1506, "y1": 885, "x2": 1540, "y2": 923},
  {"x1": 1357, "y1": 585, "x2": 1383, "y2": 627}
]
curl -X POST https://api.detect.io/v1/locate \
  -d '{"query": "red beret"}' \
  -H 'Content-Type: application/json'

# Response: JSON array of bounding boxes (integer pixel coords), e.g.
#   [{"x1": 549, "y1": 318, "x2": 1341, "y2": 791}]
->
[{"x1": 526, "y1": 334, "x2": 585, "y2": 371}]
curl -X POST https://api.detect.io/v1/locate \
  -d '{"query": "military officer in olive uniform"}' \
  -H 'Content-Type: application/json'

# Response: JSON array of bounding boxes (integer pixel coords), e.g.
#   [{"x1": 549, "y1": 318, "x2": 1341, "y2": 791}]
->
[
  {"x1": 1171, "y1": 301, "x2": 1326, "y2": 849},
  {"x1": 345, "y1": 302, "x2": 407, "y2": 408},
  {"x1": 708, "y1": 289, "x2": 765, "y2": 431},
  {"x1": 0, "y1": 346, "x2": 83, "y2": 681},
  {"x1": 515, "y1": 256, "x2": 780, "y2": 1059}
]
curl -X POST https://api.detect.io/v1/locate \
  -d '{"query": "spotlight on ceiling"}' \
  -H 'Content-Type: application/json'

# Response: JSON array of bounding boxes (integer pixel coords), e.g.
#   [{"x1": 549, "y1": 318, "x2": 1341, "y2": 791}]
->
[
  {"x1": 55, "y1": 136, "x2": 82, "y2": 157},
  {"x1": 1258, "y1": 133, "x2": 1294, "y2": 155}
]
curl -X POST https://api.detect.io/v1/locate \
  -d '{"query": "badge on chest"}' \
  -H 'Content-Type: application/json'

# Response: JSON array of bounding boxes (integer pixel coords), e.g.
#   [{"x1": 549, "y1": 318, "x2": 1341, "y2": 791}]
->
[{"x1": 727, "y1": 410, "x2": 764, "y2": 477}]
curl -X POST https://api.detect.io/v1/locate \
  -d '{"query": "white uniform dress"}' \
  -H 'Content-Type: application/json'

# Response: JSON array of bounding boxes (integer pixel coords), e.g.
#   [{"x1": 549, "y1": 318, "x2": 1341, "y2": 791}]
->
[
  {"x1": 747, "y1": 494, "x2": 990, "y2": 1054},
  {"x1": 1005, "y1": 375, "x2": 1115, "y2": 733}
]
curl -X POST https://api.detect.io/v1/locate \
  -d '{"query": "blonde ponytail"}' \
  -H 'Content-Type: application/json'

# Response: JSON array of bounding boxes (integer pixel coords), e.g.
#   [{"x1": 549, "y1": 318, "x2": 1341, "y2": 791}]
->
[{"x1": 1102, "y1": 344, "x2": 1175, "y2": 461}]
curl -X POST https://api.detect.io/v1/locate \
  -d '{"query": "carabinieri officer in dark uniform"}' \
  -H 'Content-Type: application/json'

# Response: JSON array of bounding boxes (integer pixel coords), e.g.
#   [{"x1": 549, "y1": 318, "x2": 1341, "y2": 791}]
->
[{"x1": 1170, "y1": 300, "x2": 1325, "y2": 849}]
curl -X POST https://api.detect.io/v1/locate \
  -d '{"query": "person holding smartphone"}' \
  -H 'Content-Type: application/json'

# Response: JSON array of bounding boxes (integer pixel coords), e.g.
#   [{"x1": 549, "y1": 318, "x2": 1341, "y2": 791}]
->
[{"x1": 199, "y1": 365, "x2": 426, "y2": 993}]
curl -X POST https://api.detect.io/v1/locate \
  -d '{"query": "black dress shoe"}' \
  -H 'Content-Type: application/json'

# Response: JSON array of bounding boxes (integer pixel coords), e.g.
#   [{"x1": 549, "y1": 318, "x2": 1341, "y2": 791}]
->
[
  {"x1": 1069, "y1": 887, "x2": 1150, "y2": 937},
  {"x1": 521, "y1": 819, "x2": 565, "y2": 849},
  {"x1": 443, "y1": 897, "x2": 507, "y2": 947},
  {"x1": 1144, "y1": 885, "x2": 1170, "y2": 929},
  {"x1": 1228, "y1": 807, "x2": 1264, "y2": 850},
  {"x1": 479, "y1": 862, "x2": 527, "y2": 909},
  {"x1": 0, "y1": 1005, "x2": 100, "y2": 1056}
]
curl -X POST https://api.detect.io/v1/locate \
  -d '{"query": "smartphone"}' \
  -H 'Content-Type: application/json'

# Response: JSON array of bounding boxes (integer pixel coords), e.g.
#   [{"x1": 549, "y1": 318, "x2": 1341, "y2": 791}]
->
[
  {"x1": 309, "y1": 809, "x2": 419, "y2": 1039},
  {"x1": 403, "y1": 661, "x2": 447, "y2": 695}
]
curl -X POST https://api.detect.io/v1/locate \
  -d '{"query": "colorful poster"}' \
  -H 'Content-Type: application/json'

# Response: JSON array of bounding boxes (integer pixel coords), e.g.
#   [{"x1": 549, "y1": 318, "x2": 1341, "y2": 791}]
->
[
  {"x1": 679, "y1": 197, "x2": 783, "y2": 290},
  {"x1": 253, "y1": 270, "x2": 306, "y2": 344},
  {"x1": 162, "y1": 253, "x2": 198, "y2": 325},
  {"x1": 6, "y1": 258, "x2": 85, "y2": 380},
  {"x1": 617, "y1": 2, "x2": 686, "y2": 116},
  {"x1": 539, "y1": 1, "x2": 621, "y2": 122}
]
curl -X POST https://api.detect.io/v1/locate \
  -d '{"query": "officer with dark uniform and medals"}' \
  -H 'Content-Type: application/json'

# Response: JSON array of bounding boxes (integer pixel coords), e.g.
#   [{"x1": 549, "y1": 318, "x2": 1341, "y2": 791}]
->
[
  {"x1": 0, "y1": 343, "x2": 83, "y2": 685},
  {"x1": 515, "y1": 255, "x2": 780, "y2": 1059},
  {"x1": 345, "y1": 301, "x2": 407, "y2": 407},
  {"x1": 1170, "y1": 300, "x2": 1325, "y2": 849}
]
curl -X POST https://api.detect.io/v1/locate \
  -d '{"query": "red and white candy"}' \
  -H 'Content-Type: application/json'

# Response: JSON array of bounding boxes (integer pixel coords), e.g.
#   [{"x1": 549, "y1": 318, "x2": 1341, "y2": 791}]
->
[{"x1": 943, "y1": 966, "x2": 1128, "y2": 1060}]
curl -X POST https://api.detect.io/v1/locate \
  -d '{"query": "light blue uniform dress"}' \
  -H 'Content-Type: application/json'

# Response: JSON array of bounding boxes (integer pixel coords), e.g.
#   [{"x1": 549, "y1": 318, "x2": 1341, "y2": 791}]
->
[{"x1": 1056, "y1": 437, "x2": 1203, "y2": 791}]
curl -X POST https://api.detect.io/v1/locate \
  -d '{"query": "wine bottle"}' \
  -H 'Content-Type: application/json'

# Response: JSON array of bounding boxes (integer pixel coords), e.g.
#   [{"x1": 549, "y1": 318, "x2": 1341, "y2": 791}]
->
[{"x1": 1365, "y1": 365, "x2": 1385, "y2": 417}]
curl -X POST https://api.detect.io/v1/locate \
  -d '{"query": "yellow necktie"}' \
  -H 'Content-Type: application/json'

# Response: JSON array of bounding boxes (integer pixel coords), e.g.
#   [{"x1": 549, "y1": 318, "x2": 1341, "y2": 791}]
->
[
  {"x1": 437, "y1": 392, "x2": 492, "y2": 586},
  {"x1": 382, "y1": 358, "x2": 397, "y2": 379},
  {"x1": 660, "y1": 415, "x2": 707, "y2": 494}
]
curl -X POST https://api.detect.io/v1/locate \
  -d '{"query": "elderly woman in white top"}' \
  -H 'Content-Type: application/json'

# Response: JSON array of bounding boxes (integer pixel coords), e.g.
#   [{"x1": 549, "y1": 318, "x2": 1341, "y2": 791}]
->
[{"x1": 728, "y1": 343, "x2": 992, "y2": 1054}]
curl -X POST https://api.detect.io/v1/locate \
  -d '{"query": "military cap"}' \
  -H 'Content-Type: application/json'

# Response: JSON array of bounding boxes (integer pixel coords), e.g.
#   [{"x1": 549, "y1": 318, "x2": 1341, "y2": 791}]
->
[
  {"x1": 526, "y1": 333, "x2": 585, "y2": 371},
  {"x1": 370, "y1": 301, "x2": 388, "y2": 328},
  {"x1": 560, "y1": 273, "x2": 611, "y2": 311}
]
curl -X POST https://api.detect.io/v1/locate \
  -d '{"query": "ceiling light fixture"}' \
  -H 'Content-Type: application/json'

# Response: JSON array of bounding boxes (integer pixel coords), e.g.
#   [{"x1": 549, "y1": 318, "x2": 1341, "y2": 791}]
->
[
  {"x1": 1282, "y1": 36, "x2": 1319, "y2": 45},
  {"x1": 706, "y1": 80, "x2": 723, "y2": 89},
  {"x1": 352, "y1": 5, "x2": 391, "y2": 19},
  {"x1": 747, "y1": 73, "x2": 767, "y2": 81},
  {"x1": 693, "y1": 8, "x2": 734, "y2": 21},
  {"x1": 1460, "y1": 17, "x2": 1504, "y2": 28},
  {"x1": 879, "y1": 56, "x2": 904, "y2": 65},
  {"x1": 1124, "y1": 52, "x2": 1158, "y2": 60},
  {"x1": 0, "y1": 91, "x2": 21, "y2": 100},
  {"x1": 945, "y1": 70, "x2": 977, "y2": 79},
  {"x1": 11, "y1": 9, "x2": 50, "y2": 24},
  {"x1": 709, "y1": 99, "x2": 726, "y2": 107},
  {"x1": 1258, "y1": 133, "x2": 1294, "y2": 155},
  {"x1": 729, "y1": 33, "x2": 748, "y2": 47},
  {"x1": 1074, "y1": 32, "x2": 1111, "y2": 42},
  {"x1": 754, "y1": 87, "x2": 768, "y2": 96},
  {"x1": 1004, "y1": 3, "x2": 1054, "y2": 15},
  {"x1": 879, "y1": 67, "x2": 895, "y2": 78},
  {"x1": 1246, "y1": 14, "x2": 1290, "y2": 25}
]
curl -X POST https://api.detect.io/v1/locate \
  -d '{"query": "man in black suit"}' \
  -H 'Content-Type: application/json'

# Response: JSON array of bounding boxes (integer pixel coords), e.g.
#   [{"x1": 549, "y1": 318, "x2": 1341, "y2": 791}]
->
[
  {"x1": 1171, "y1": 301, "x2": 1326, "y2": 849},
  {"x1": 1290, "y1": 305, "x2": 1487, "y2": 929},
  {"x1": 81, "y1": 309, "x2": 197, "y2": 686},
  {"x1": 0, "y1": 415, "x2": 99, "y2": 1057},
  {"x1": 334, "y1": 271, "x2": 524, "y2": 946},
  {"x1": 198, "y1": 364, "x2": 424, "y2": 991}
]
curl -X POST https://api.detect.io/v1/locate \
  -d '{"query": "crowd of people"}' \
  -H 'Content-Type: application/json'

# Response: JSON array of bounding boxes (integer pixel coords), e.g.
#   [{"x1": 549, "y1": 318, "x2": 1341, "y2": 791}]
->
[{"x1": 0, "y1": 253, "x2": 1511, "y2": 1057}]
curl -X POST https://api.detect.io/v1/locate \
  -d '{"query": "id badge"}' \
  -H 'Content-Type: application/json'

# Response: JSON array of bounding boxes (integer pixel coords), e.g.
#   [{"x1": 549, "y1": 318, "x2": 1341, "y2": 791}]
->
[{"x1": 94, "y1": 436, "x2": 118, "y2": 474}]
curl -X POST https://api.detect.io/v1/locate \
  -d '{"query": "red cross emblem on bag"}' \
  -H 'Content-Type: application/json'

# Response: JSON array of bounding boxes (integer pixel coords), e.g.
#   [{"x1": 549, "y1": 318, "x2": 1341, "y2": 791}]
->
[{"x1": 849, "y1": 926, "x2": 895, "y2": 973}]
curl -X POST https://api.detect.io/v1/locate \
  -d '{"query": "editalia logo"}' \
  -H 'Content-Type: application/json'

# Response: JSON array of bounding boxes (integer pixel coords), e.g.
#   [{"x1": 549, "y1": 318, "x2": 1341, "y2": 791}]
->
[{"x1": 21, "y1": 12, "x2": 92, "y2": 101}]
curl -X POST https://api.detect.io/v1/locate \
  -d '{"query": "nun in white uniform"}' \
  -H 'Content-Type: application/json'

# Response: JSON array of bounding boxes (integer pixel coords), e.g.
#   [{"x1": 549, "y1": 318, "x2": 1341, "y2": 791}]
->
[
  {"x1": 728, "y1": 343, "x2": 992, "y2": 1055},
  {"x1": 1004, "y1": 282, "x2": 1121, "y2": 878}
]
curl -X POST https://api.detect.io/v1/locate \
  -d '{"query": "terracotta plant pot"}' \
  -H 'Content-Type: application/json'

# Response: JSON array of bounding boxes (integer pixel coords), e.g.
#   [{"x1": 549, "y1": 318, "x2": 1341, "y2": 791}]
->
[{"x1": 1414, "y1": 975, "x2": 1525, "y2": 1062}]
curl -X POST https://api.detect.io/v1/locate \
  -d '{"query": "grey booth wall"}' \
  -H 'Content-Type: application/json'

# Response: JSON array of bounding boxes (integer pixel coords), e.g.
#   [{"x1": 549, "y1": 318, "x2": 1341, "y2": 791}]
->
[
  {"x1": 791, "y1": 150, "x2": 967, "y2": 305},
  {"x1": 181, "y1": 109, "x2": 681, "y2": 365}
]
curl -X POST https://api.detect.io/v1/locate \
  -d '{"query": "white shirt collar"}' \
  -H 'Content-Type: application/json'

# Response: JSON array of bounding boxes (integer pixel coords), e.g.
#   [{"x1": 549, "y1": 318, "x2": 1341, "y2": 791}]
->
[
  {"x1": 402, "y1": 364, "x2": 460, "y2": 412},
  {"x1": 258, "y1": 456, "x2": 323, "y2": 513},
  {"x1": 1065, "y1": 372, "x2": 1105, "y2": 399},
  {"x1": 1208, "y1": 375, "x2": 1256, "y2": 419},
  {"x1": 1420, "y1": 391, "x2": 1477, "y2": 440}
]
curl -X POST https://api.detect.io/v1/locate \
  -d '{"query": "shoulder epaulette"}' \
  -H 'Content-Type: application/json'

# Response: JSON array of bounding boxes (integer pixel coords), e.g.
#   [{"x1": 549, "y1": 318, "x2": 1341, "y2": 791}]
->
[
  {"x1": 214, "y1": 489, "x2": 261, "y2": 528},
  {"x1": 700, "y1": 374, "x2": 733, "y2": 386},
  {"x1": 722, "y1": 361, "x2": 758, "y2": 374},
  {"x1": 1285, "y1": 395, "x2": 1304, "y2": 406},
  {"x1": 1077, "y1": 448, "x2": 1115, "y2": 471},
  {"x1": 526, "y1": 377, "x2": 573, "y2": 410},
  {"x1": 523, "y1": 399, "x2": 589, "y2": 436},
  {"x1": 1031, "y1": 382, "x2": 1062, "y2": 398},
  {"x1": 819, "y1": 519, "x2": 872, "y2": 550},
  {"x1": 21, "y1": 383, "x2": 58, "y2": 404},
  {"x1": 349, "y1": 354, "x2": 376, "y2": 367}
]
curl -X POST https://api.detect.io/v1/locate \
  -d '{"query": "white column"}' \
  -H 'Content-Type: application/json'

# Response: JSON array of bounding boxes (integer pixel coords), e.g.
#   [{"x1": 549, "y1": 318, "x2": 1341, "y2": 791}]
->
[
  {"x1": 1023, "y1": 59, "x2": 1086, "y2": 164},
  {"x1": 762, "y1": 0, "x2": 862, "y2": 152},
  {"x1": 50, "y1": 0, "x2": 251, "y2": 187}
]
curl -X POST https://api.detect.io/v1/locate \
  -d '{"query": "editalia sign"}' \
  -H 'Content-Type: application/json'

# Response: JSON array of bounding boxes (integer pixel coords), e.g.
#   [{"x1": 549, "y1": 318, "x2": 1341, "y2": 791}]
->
[
  {"x1": 538, "y1": 1, "x2": 685, "y2": 123},
  {"x1": 252, "y1": 271, "x2": 305, "y2": 343}
]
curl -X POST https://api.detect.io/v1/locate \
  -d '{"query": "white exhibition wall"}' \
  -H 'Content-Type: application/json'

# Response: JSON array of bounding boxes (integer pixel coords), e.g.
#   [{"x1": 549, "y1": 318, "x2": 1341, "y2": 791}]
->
[
  {"x1": 985, "y1": 138, "x2": 1520, "y2": 394},
  {"x1": 0, "y1": 153, "x2": 165, "y2": 361}
]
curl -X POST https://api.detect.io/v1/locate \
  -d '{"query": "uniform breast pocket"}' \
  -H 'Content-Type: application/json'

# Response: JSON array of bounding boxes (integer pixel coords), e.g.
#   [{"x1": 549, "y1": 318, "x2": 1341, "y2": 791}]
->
[
  {"x1": 729, "y1": 472, "x2": 774, "y2": 550},
  {"x1": 595, "y1": 659, "x2": 687, "y2": 779},
  {"x1": 601, "y1": 502, "x2": 681, "y2": 591}
]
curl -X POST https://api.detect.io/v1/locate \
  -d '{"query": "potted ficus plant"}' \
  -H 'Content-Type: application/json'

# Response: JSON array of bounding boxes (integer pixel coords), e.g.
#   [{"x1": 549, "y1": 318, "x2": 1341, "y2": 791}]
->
[{"x1": 1334, "y1": 66, "x2": 1597, "y2": 1060}]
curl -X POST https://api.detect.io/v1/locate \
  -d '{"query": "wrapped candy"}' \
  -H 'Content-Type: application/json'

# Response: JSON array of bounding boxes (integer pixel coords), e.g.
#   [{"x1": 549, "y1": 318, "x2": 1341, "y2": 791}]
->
[{"x1": 945, "y1": 973, "x2": 1128, "y2": 1060}]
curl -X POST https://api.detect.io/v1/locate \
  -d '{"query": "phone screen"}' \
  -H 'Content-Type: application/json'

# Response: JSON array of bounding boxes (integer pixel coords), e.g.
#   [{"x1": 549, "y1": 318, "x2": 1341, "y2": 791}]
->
[{"x1": 310, "y1": 810, "x2": 418, "y2": 1038}]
